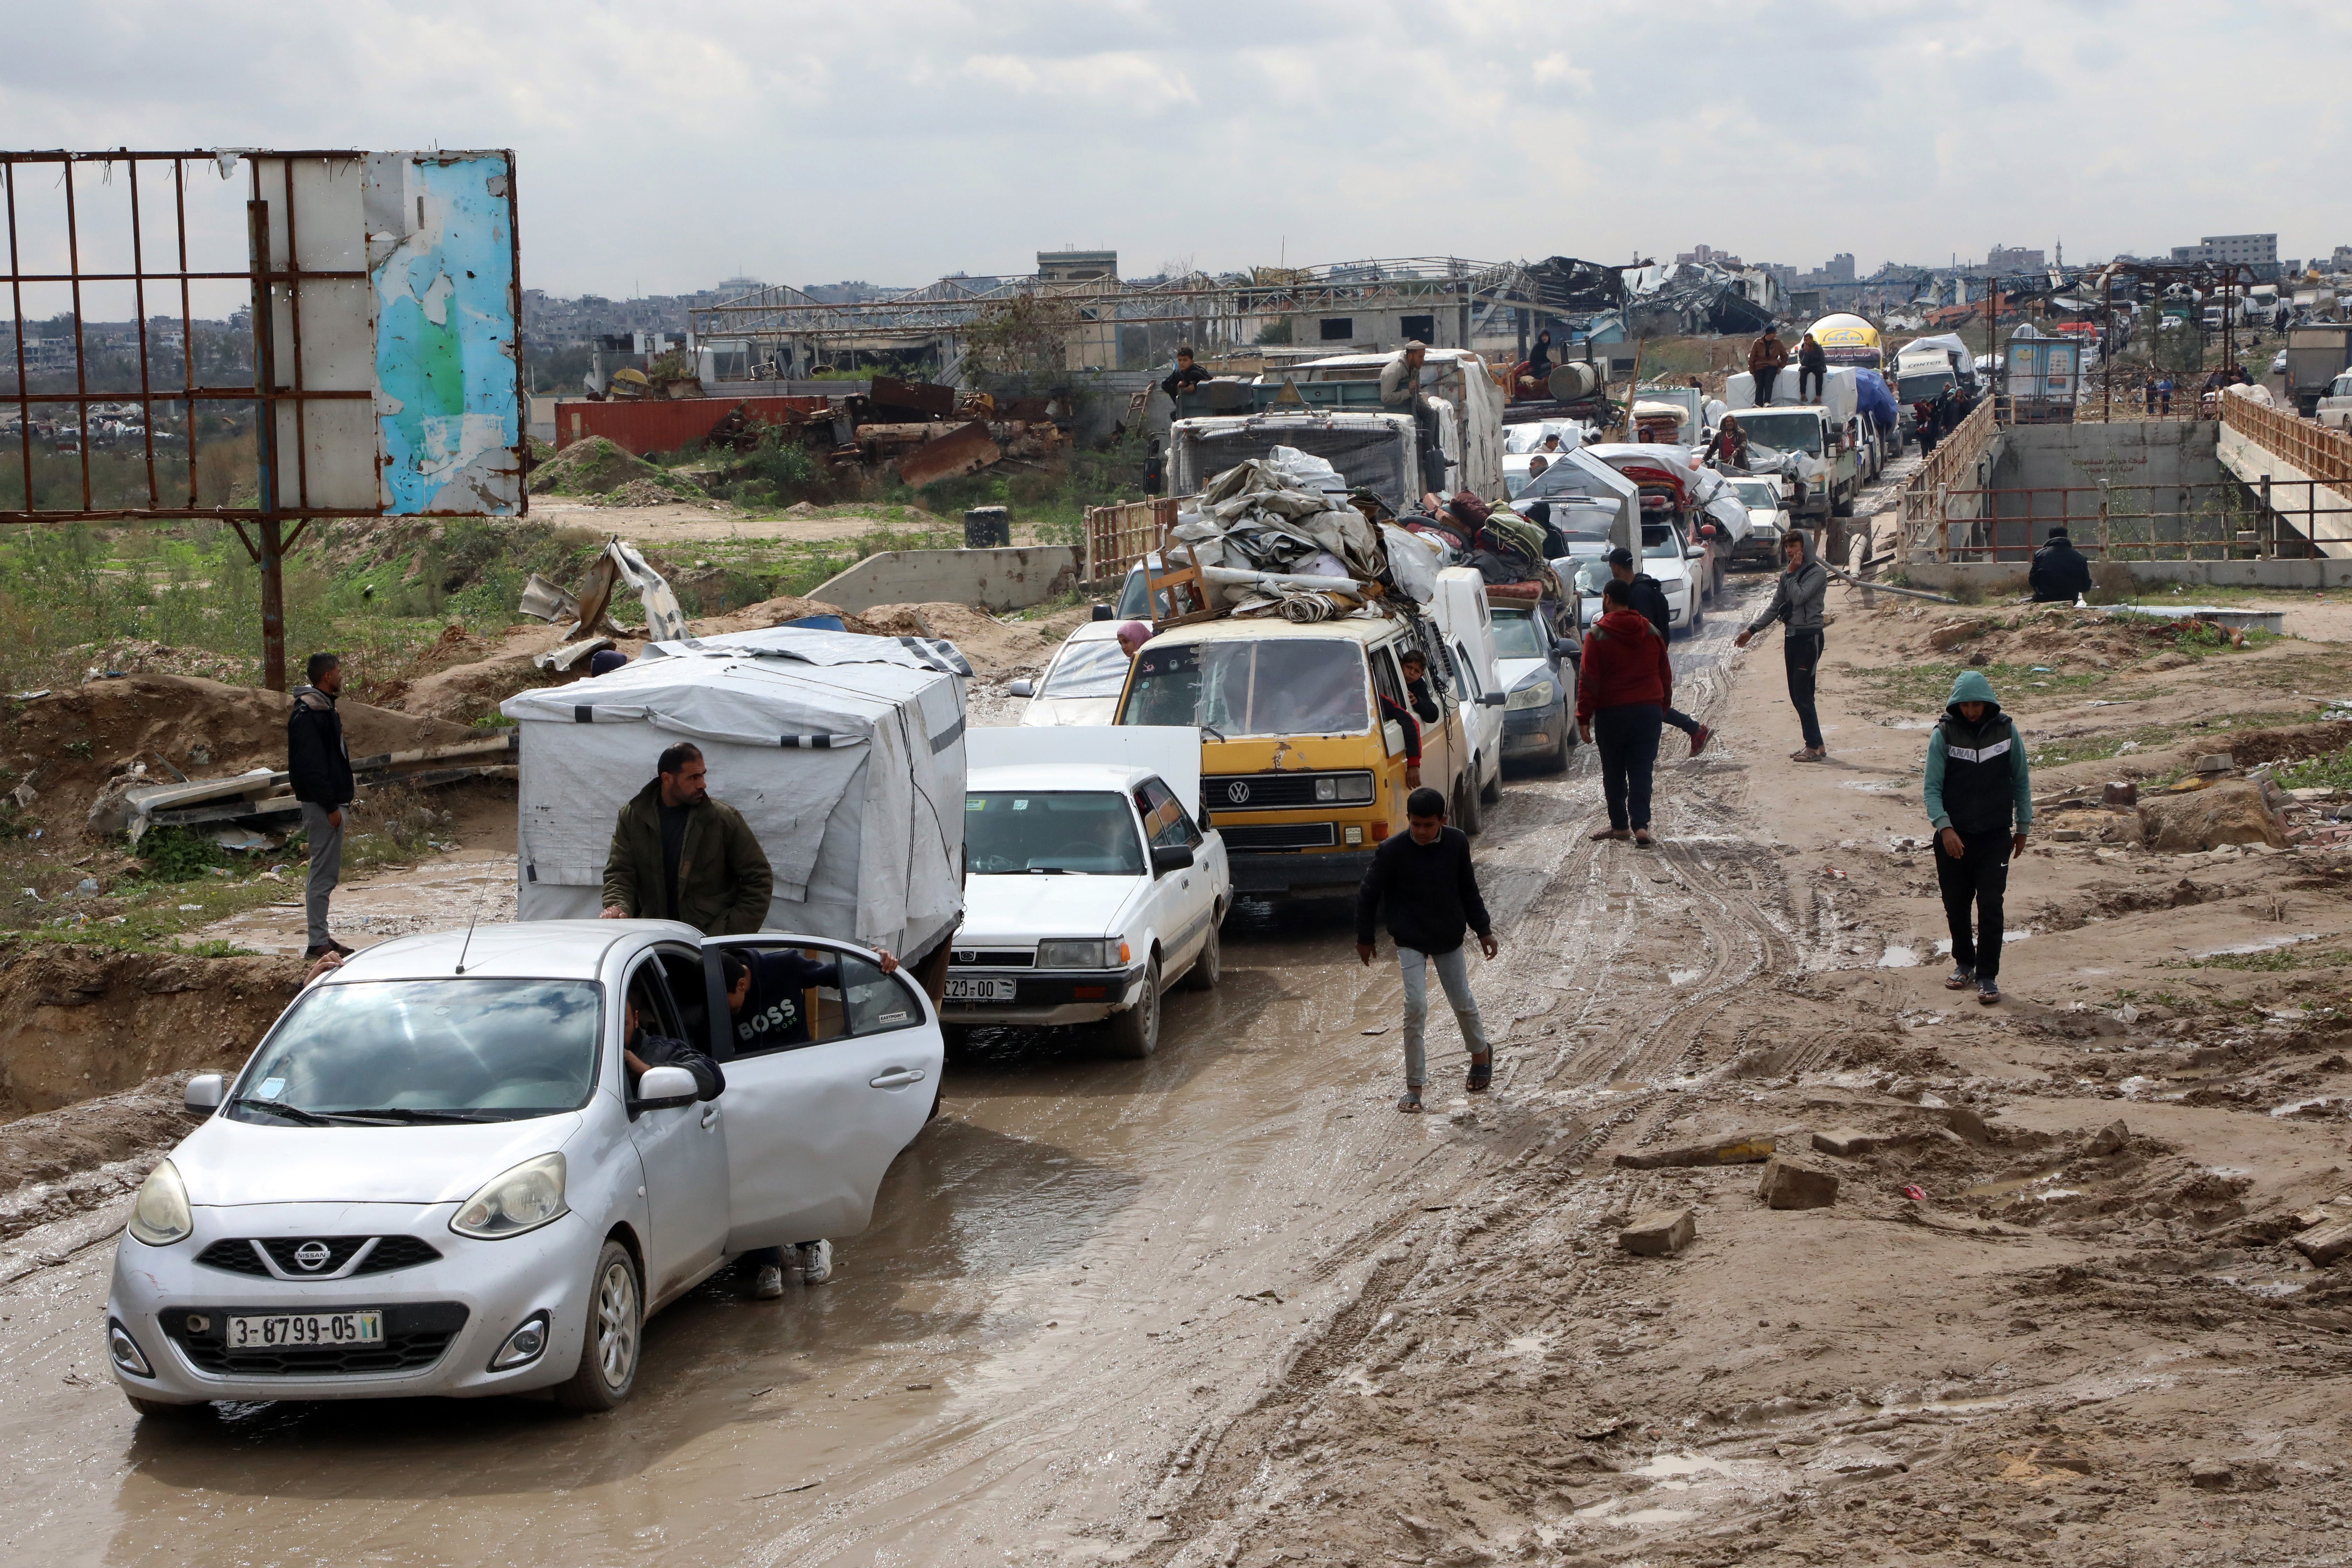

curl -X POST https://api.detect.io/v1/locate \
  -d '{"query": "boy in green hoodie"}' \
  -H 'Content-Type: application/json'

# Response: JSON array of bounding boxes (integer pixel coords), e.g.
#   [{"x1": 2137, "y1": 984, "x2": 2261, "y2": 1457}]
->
[{"x1": 1922, "y1": 669, "x2": 2031, "y2": 1004}]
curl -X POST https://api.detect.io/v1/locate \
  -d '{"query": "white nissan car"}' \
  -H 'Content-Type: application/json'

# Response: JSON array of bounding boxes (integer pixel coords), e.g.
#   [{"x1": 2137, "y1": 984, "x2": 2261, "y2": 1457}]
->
[
  {"x1": 942, "y1": 728, "x2": 1230, "y2": 1059},
  {"x1": 104, "y1": 921, "x2": 941, "y2": 1415}
]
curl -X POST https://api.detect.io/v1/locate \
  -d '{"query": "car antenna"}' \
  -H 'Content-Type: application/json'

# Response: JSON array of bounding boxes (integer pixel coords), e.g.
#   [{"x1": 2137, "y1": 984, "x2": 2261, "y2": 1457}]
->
[{"x1": 453, "y1": 878, "x2": 489, "y2": 975}]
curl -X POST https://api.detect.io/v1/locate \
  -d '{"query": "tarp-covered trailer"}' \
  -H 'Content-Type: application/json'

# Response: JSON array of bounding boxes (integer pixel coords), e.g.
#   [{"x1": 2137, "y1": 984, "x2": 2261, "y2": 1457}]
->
[{"x1": 501, "y1": 626, "x2": 972, "y2": 960}]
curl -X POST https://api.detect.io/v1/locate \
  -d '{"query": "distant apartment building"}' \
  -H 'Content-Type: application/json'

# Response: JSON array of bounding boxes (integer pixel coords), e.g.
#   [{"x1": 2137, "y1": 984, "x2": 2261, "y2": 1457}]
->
[
  {"x1": 2171, "y1": 233, "x2": 2278, "y2": 267},
  {"x1": 1675, "y1": 243, "x2": 1744, "y2": 268},
  {"x1": 1986, "y1": 244, "x2": 2046, "y2": 272},
  {"x1": 1796, "y1": 253, "x2": 1855, "y2": 288}
]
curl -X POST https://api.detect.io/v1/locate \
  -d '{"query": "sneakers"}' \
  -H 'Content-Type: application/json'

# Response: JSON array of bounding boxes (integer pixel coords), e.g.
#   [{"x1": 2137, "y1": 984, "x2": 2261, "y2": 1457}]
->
[
  {"x1": 752, "y1": 1264, "x2": 785, "y2": 1299},
  {"x1": 1689, "y1": 723, "x2": 1712, "y2": 758},
  {"x1": 1977, "y1": 976, "x2": 2001, "y2": 1005},
  {"x1": 1944, "y1": 965, "x2": 1974, "y2": 990},
  {"x1": 797, "y1": 1239, "x2": 834, "y2": 1286}
]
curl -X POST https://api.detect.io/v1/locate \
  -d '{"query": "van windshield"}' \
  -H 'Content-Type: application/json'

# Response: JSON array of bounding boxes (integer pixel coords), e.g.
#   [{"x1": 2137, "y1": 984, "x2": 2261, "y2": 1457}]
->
[
  {"x1": 1738, "y1": 412, "x2": 1823, "y2": 455},
  {"x1": 1897, "y1": 372, "x2": 1954, "y2": 403},
  {"x1": 1118, "y1": 638, "x2": 1370, "y2": 737},
  {"x1": 228, "y1": 980, "x2": 603, "y2": 1124}
]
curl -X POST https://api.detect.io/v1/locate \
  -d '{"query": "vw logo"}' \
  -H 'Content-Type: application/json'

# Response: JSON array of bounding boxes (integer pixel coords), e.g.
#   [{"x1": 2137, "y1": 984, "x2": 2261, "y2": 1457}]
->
[
  {"x1": 294, "y1": 1241, "x2": 332, "y2": 1272},
  {"x1": 1226, "y1": 781, "x2": 1250, "y2": 804}
]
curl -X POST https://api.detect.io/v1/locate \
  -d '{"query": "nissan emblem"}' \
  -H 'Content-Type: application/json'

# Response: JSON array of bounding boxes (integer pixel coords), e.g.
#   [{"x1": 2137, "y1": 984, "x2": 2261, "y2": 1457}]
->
[{"x1": 294, "y1": 1240, "x2": 332, "y2": 1272}]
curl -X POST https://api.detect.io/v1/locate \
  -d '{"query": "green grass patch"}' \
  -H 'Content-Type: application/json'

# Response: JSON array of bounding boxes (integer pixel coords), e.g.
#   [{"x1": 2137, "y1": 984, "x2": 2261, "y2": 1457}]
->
[
  {"x1": 1845, "y1": 660, "x2": 2109, "y2": 713},
  {"x1": 2168, "y1": 945, "x2": 2351, "y2": 972}
]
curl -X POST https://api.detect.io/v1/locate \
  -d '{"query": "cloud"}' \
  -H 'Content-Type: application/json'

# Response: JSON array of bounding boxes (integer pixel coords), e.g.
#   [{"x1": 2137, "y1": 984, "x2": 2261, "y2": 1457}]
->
[{"x1": 0, "y1": 0, "x2": 2335, "y2": 297}]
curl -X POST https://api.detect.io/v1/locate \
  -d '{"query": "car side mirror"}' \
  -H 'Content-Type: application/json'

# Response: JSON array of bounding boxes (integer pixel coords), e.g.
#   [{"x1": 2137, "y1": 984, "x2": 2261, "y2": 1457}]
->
[
  {"x1": 1091, "y1": 604, "x2": 1115, "y2": 621},
  {"x1": 1151, "y1": 844, "x2": 1195, "y2": 876},
  {"x1": 1686, "y1": 545, "x2": 1705, "y2": 559},
  {"x1": 1009, "y1": 678, "x2": 1035, "y2": 698},
  {"x1": 1553, "y1": 638, "x2": 1578, "y2": 658},
  {"x1": 184, "y1": 1073, "x2": 224, "y2": 1113},
  {"x1": 1477, "y1": 690, "x2": 1506, "y2": 707},
  {"x1": 634, "y1": 1065, "x2": 699, "y2": 1110}
]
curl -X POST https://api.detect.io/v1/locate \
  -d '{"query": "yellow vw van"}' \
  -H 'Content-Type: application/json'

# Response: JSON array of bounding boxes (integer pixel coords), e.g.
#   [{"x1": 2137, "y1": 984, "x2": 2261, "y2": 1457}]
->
[{"x1": 1114, "y1": 615, "x2": 1484, "y2": 900}]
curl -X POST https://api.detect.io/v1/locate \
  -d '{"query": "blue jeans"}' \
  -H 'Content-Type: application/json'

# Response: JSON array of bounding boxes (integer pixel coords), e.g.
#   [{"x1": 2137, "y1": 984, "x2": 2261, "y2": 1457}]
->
[{"x1": 1398, "y1": 944, "x2": 1488, "y2": 1088}]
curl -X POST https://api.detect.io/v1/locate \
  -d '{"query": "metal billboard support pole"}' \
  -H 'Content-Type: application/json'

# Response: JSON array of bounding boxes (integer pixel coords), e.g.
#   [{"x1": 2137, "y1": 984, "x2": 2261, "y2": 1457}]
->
[{"x1": 246, "y1": 197, "x2": 288, "y2": 692}]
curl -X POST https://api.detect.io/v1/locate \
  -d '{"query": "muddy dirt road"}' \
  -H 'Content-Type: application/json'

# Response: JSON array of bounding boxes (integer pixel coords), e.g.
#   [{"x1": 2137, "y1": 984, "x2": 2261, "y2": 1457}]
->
[{"x1": 0, "y1": 587, "x2": 1768, "y2": 1567}]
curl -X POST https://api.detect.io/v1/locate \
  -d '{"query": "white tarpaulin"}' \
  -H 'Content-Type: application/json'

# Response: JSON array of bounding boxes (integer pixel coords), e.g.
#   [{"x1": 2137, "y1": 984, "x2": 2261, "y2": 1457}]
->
[
  {"x1": 1723, "y1": 367, "x2": 1860, "y2": 423},
  {"x1": 501, "y1": 634, "x2": 967, "y2": 958}
]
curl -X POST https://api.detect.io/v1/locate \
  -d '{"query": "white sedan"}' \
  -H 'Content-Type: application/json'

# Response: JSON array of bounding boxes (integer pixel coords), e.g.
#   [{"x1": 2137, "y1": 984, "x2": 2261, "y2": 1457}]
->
[
  {"x1": 944, "y1": 729, "x2": 1230, "y2": 1059},
  {"x1": 104, "y1": 920, "x2": 940, "y2": 1415},
  {"x1": 1569, "y1": 521, "x2": 1702, "y2": 636},
  {"x1": 1012, "y1": 617, "x2": 1130, "y2": 726}
]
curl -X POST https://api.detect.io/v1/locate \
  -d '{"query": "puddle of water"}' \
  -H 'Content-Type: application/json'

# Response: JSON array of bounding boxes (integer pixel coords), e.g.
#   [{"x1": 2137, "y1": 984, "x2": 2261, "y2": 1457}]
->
[
  {"x1": 1630, "y1": 1451, "x2": 1732, "y2": 1479},
  {"x1": 1616, "y1": 1506, "x2": 1700, "y2": 1526},
  {"x1": 1668, "y1": 968, "x2": 1703, "y2": 986},
  {"x1": 2199, "y1": 932, "x2": 2322, "y2": 959},
  {"x1": 1878, "y1": 946, "x2": 1919, "y2": 968},
  {"x1": 1963, "y1": 1166, "x2": 2065, "y2": 1199}
]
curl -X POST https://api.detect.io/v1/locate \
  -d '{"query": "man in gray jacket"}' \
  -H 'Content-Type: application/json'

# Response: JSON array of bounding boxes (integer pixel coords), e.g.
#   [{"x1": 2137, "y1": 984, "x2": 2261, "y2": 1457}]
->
[{"x1": 1734, "y1": 530, "x2": 1830, "y2": 761}]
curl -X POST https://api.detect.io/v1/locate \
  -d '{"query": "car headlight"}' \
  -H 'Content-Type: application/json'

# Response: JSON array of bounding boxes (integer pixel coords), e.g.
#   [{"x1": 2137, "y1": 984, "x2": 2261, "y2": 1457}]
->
[
  {"x1": 1506, "y1": 679, "x2": 1558, "y2": 712},
  {"x1": 1314, "y1": 773, "x2": 1376, "y2": 803},
  {"x1": 451, "y1": 1153, "x2": 568, "y2": 1240},
  {"x1": 127, "y1": 1158, "x2": 191, "y2": 1246},
  {"x1": 1036, "y1": 938, "x2": 1129, "y2": 969}
]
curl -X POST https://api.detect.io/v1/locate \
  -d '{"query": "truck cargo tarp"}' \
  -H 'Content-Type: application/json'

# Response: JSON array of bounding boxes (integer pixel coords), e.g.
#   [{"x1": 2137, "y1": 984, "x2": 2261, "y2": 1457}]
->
[
  {"x1": 1511, "y1": 447, "x2": 1638, "y2": 548},
  {"x1": 1723, "y1": 367, "x2": 1860, "y2": 424},
  {"x1": 501, "y1": 635, "x2": 966, "y2": 958},
  {"x1": 1580, "y1": 444, "x2": 1750, "y2": 545}
]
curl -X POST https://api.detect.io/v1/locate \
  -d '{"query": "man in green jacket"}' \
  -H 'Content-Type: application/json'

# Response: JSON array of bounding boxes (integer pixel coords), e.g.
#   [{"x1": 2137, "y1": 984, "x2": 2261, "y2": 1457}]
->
[
  {"x1": 600, "y1": 742, "x2": 775, "y2": 934},
  {"x1": 1922, "y1": 670, "x2": 2031, "y2": 1005}
]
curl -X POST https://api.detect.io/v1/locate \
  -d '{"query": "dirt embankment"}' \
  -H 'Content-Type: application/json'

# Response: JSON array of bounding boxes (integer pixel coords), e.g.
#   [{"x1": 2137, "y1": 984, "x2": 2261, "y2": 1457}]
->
[
  {"x1": 0, "y1": 945, "x2": 304, "y2": 1118},
  {"x1": 8, "y1": 674, "x2": 470, "y2": 842}
]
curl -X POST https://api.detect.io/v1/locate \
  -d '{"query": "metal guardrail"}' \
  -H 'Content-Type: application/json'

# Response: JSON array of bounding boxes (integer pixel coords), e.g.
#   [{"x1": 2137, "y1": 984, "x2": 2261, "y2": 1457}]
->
[
  {"x1": 2221, "y1": 392, "x2": 2352, "y2": 490},
  {"x1": 1927, "y1": 480, "x2": 2352, "y2": 561},
  {"x1": 1895, "y1": 398, "x2": 1997, "y2": 564}
]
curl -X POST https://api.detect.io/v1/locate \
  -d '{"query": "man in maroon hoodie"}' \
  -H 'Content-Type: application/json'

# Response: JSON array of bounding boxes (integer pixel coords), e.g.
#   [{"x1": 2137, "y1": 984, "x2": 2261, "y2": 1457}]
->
[{"x1": 1576, "y1": 578, "x2": 1674, "y2": 847}]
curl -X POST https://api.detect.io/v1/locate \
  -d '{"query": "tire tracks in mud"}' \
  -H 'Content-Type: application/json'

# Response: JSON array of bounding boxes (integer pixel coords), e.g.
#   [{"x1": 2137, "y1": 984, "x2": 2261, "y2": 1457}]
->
[{"x1": 1131, "y1": 601, "x2": 1825, "y2": 1565}]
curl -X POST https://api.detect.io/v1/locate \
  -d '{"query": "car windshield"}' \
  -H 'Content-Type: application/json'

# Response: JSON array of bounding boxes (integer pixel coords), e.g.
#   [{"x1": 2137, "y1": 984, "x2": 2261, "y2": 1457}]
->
[
  {"x1": 965, "y1": 791, "x2": 1144, "y2": 875},
  {"x1": 1897, "y1": 372, "x2": 1953, "y2": 403},
  {"x1": 1118, "y1": 637, "x2": 1370, "y2": 737},
  {"x1": 1041, "y1": 637, "x2": 1132, "y2": 699},
  {"x1": 227, "y1": 980, "x2": 603, "y2": 1124},
  {"x1": 1491, "y1": 608, "x2": 1546, "y2": 659},
  {"x1": 1641, "y1": 524, "x2": 1680, "y2": 560},
  {"x1": 1730, "y1": 479, "x2": 1778, "y2": 507},
  {"x1": 1739, "y1": 412, "x2": 1823, "y2": 455}
]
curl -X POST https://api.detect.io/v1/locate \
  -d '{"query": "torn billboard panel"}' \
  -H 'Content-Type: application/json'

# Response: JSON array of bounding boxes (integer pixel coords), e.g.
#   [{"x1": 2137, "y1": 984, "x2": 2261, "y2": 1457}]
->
[{"x1": 365, "y1": 153, "x2": 523, "y2": 514}]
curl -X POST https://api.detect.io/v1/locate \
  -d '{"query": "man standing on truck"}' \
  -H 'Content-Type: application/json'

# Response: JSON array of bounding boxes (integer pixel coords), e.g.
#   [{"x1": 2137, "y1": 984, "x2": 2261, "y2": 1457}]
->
[
  {"x1": 1381, "y1": 340, "x2": 1449, "y2": 494},
  {"x1": 600, "y1": 742, "x2": 776, "y2": 934},
  {"x1": 1733, "y1": 530, "x2": 1830, "y2": 763},
  {"x1": 1160, "y1": 344, "x2": 1210, "y2": 404},
  {"x1": 1355, "y1": 786, "x2": 1497, "y2": 1114},
  {"x1": 1749, "y1": 329, "x2": 1789, "y2": 404}
]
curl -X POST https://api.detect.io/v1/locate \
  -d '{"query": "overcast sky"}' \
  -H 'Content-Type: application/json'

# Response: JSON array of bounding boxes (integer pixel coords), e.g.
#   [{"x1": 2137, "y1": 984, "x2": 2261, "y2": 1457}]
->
[{"x1": 5, "y1": 1, "x2": 2347, "y2": 299}]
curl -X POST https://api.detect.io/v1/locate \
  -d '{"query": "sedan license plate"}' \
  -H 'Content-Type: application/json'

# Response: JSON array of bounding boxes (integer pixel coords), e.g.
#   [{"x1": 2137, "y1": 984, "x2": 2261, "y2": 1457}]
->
[
  {"x1": 225, "y1": 1310, "x2": 384, "y2": 1350},
  {"x1": 944, "y1": 976, "x2": 1017, "y2": 1003}
]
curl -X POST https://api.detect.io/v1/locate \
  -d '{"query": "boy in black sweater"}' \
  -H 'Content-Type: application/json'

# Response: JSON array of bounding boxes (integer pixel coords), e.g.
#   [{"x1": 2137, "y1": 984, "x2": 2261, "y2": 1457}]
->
[{"x1": 1356, "y1": 787, "x2": 1498, "y2": 1112}]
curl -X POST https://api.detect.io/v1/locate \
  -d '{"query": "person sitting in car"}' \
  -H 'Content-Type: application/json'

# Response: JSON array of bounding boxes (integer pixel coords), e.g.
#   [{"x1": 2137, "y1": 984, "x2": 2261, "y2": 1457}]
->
[{"x1": 621, "y1": 992, "x2": 723, "y2": 1101}]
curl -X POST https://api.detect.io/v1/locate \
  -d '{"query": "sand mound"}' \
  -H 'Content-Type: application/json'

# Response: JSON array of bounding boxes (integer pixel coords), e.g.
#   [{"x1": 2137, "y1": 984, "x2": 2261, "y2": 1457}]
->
[
  {"x1": 10, "y1": 675, "x2": 472, "y2": 840},
  {"x1": 394, "y1": 623, "x2": 582, "y2": 724},
  {"x1": 684, "y1": 595, "x2": 879, "y2": 637},
  {"x1": 532, "y1": 437, "x2": 704, "y2": 502},
  {"x1": 859, "y1": 602, "x2": 1069, "y2": 677}
]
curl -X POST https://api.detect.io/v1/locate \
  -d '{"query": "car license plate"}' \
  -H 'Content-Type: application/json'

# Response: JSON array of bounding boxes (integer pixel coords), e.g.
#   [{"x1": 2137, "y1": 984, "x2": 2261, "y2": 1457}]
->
[
  {"x1": 225, "y1": 1311, "x2": 384, "y2": 1349},
  {"x1": 944, "y1": 977, "x2": 1017, "y2": 1002}
]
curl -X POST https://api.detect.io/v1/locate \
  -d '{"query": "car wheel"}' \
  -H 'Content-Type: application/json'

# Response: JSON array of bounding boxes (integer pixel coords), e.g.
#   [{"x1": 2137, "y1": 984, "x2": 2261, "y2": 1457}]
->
[
  {"x1": 555, "y1": 1239, "x2": 642, "y2": 1413},
  {"x1": 1480, "y1": 758, "x2": 1501, "y2": 805},
  {"x1": 1548, "y1": 720, "x2": 1574, "y2": 771},
  {"x1": 1106, "y1": 958, "x2": 1162, "y2": 1059},
  {"x1": 1183, "y1": 922, "x2": 1221, "y2": 990},
  {"x1": 1454, "y1": 770, "x2": 1484, "y2": 834},
  {"x1": 941, "y1": 1023, "x2": 973, "y2": 1060},
  {"x1": 1690, "y1": 600, "x2": 1703, "y2": 634}
]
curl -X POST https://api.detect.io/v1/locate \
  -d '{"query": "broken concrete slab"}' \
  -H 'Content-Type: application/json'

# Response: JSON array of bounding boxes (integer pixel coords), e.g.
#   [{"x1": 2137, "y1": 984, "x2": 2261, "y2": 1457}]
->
[
  {"x1": 1758, "y1": 1154, "x2": 1840, "y2": 1210},
  {"x1": 1812, "y1": 1128, "x2": 1883, "y2": 1158},
  {"x1": 1611, "y1": 1132, "x2": 1777, "y2": 1170},
  {"x1": 1616, "y1": 1207, "x2": 1696, "y2": 1257},
  {"x1": 2290, "y1": 1219, "x2": 2352, "y2": 1268}
]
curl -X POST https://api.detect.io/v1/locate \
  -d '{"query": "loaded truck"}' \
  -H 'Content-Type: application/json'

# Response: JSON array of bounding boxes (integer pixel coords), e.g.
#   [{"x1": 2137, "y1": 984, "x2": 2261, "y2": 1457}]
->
[{"x1": 2287, "y1": 325, "x2": 2352, "y2": 416}]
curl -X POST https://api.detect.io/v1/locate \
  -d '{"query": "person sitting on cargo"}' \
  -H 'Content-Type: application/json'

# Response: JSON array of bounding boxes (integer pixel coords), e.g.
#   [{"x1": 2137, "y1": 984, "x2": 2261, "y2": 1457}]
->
[
  {"x1": 1527, "y1": 329, "x2": 1554, "y2": 379},
  {"x1": 1383, "y1": 341, "x2": 1450, "y2": 489},
  {"x1": 600, "y1": 742, "x2": 776, "y2": 935},
  {"x1": 2028, "y1": 528, "x2": 2094, "y2": 604},
  {"x1": 1797, "y1": 333, "x2": 1829, "y2": 404},
  {"x1": 1159, "y1": 344, "x2": 1210, "y2": 404},
  {"x1": 1539, "y1": 433, "x2": 1565, "y2": 454},
  {"x1": 1748, "y1": 329, "x2": 1788, "y2": 404}
]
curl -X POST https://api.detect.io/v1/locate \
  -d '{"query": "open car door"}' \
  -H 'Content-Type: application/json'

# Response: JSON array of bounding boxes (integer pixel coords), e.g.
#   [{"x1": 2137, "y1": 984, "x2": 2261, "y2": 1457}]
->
[{"x1": 700, "y1": 936, "x2": 944, "y2": 1253}]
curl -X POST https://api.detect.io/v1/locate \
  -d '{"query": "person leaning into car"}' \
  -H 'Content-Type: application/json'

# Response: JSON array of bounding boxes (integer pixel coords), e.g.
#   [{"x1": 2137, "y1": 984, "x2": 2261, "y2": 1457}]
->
[{"x1": 600, "y1": 741, "x2": 775, "y2": 934}]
